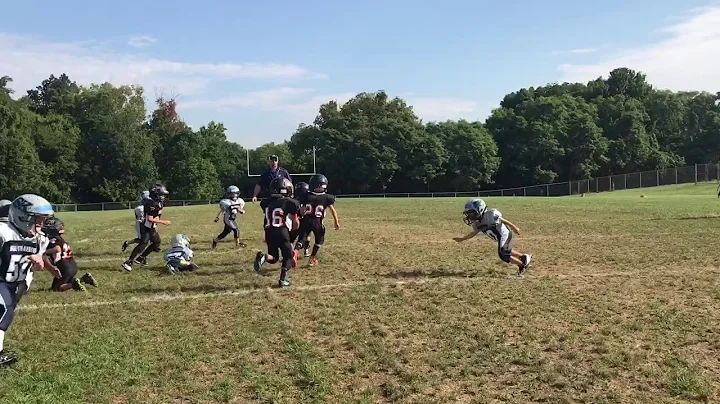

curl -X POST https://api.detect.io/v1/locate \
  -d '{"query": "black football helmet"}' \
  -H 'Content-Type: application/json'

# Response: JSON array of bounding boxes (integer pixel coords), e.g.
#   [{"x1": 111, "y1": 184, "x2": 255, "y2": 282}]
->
[
  {"x1": 309, "y1": 174, "x2": 328, "y2": 193},
  {"x1": 42, "y1": 217, "x2": 65, "y2": 238},
  {"x1": 295, "y1": 181, "x2": 310, "y2": 196},
  {"x1": 150, "y1": 183, "x2": 169, "y2": 202},
  {"x1": 270, "y1": 177, "x2": 294, "y2": 197}
]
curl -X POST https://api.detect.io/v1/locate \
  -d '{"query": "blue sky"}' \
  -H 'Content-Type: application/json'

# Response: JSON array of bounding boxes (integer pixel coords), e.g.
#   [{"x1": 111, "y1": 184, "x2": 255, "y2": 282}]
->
[{"x1": 2, "y1": 0, "x2": 719, "y2": 148}]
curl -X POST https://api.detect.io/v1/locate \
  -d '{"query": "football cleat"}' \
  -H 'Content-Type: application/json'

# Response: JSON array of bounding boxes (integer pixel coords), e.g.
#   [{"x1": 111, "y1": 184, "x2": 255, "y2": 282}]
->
[
  {"x1": 122, "y1": 261, "x2": 133, "y2": 272},
  {"x1": 72, "y1": 278, "x2": 86, "y2": 291},
  {"x1": 0, "y1": 351, "x2": 18, "y2": 367},
  {"x1": 80, "y1": 273, "x2": 98, "y2": 287},
  {"x1": 253, "y1": 252, "x2": 265, "y2": 272}
]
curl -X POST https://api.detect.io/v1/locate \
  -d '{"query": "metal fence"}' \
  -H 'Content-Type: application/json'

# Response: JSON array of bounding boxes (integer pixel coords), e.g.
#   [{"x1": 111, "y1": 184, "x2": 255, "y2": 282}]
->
[{"x1": 51, "y1": 163, "x2": 720, "y2": 212}]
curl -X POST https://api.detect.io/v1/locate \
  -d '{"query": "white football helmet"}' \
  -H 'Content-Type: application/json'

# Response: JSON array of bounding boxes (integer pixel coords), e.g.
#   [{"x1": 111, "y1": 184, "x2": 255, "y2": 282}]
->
[
  {"x1": 170, "y1": 234, "x2": 190, "y2": 249},
  {"x1": 463, "y1": 198, "x2": 487, "y2": 226},
  {"x1": 9, "y1": 194, "x2": 54, "y2": 236},
  {"x1": 226, "y1": 185, "x2": 240, "y2": 201},
  {"x1": 139, "y1": 190, "x2": 150, "y2": 202}
]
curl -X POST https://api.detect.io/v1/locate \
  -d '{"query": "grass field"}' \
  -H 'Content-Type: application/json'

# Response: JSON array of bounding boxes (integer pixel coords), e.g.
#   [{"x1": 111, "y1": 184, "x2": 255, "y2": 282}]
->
[{"x1": 3, "y1": 183, "x2": 720, "y2": 403}]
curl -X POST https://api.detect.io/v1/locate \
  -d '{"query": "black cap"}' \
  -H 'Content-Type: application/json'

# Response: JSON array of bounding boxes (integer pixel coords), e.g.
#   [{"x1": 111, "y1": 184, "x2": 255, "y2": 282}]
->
[{"x1": 269, "y1": 154, "x2": 278, "y2": 162}]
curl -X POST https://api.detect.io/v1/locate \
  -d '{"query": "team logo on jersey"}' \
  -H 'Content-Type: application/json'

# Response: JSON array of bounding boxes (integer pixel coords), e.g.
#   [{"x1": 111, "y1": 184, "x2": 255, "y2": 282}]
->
[{"x1": 12, "y1": 197, "x2": 32, "y2": 213}]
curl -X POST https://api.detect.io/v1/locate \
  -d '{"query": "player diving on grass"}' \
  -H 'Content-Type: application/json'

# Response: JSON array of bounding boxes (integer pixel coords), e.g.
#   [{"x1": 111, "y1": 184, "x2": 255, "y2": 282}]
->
[
  {"x1": 212, "y1": 185, "x2": 246, "y2": 249},
  {"x1": 122, "y1": 184, "x2": 170, "y2": 272},
  {"x1": 42, "y1": 218, "x2": 97, "y2": 291},
  {"x1": 254, "y1": 177, "x2": 300, "y2": 288},
  {"x1": 0, "y1": 194, "x2": 55, "y2": 367},
  {"x1": 453, "y1": 198, "x2": 532, "y2": 276},
  {"x1": 165, "y1": 234, "x2": 199, "y2": 274},
  {"x1": 294, "y1": 174, "x2": 340, "y2": 266},
  {"x1": 121, "y1": 190, "x2": 151, "y2": 253}
]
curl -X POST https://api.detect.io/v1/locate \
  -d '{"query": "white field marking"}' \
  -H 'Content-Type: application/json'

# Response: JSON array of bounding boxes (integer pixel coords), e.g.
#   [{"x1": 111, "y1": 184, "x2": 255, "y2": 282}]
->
[
  {"x1": 72, "y1": 230, "x2": 720, "y2": 264},
  {"x1": 80, "y1": 228, "x2": 720, "y2": 246},
  {"x1": 16, "y1": 266, "x2": 717, "y2": 312}
]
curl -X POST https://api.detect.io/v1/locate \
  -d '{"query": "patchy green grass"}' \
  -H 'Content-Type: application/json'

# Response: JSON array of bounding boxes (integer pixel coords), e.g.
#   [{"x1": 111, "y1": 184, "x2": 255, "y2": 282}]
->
[
  {"x1": 580, "y1": 181, "x2": 719, "y2": 198},
  {"x1": 3, "y1": 185, "x2": 720, "y2": 403}
]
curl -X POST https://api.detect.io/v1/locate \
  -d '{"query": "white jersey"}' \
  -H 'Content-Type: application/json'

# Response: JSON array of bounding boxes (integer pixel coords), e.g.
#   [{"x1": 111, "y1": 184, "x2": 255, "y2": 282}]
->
[
  {"x1": 472, "y1": 208, "x2": 510, "y2": 245},
  {"x1": 0, "y1": 222, "x2": 49, "y2": 283},
  {"x1": 219, "y1": 198, "x2": 245, "y2": 226},
  {"x1": 134, "y1": 204, "x2": 144, "y2": 221},
  {"x1": 165, "y1": 245, "x2": 194, "y2": 263}
]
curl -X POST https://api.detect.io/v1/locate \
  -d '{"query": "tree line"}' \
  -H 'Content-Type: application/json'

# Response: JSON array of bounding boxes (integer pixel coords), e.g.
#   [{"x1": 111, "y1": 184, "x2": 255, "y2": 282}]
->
[{"x1": 0, "y1": 67, "x2": 718, "y2": 203}]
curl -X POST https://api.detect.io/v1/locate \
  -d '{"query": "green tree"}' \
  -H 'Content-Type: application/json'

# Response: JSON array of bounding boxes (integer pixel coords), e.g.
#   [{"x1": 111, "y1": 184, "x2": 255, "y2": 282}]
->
[
  {"x1": 426, "y1": 120, "x2": 499, "y2": 191},
  {"x1": 73, "y1": 83, "x2": 158, "y2": 202}
]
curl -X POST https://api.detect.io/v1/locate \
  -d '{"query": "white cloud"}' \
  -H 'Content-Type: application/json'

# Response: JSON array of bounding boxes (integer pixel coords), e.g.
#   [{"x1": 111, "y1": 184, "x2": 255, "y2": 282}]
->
[
  {"x1": 408, "y1": 97, "x2": 480, "y2": 121},
  {"x1": 179, "y1": 87, "x2": 316, "y2": 110},
  {"x1": 0, "y1": 32, "x2": 322, "y2": 98},
  {"x1": 127, "y1": 35, "x2": 158, "y2": 48},
  {"x1": 178, "y1": 88, "x2": 356, "y2": 122},
  {"x1": 558, "y1": 6, "x2": 720, "y2": 92},
  {"x1": 180, "y1": 89, "x2": 484, "y2": 124},
  {"x1": 551, "y1": 48, "x2": 598, "y2": 55}
]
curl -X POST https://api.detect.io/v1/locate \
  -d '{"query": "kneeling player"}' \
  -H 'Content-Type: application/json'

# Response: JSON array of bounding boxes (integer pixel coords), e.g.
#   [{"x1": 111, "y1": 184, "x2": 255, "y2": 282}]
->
[
  {"x1": 165, "y1": 234, "x2": 199, "y2": 274},
  {"x1": 254, "y1": 178, "x2": 300, "y2": 288},
  {"x1": 42, "y1": 218, "x2": 97, "y2": 291},
  {"x1": 453, "y1": 198, "x2": 532, "y2": 275},
  {"x1": 295, "y1": 174, "x2": 340, "y2": 266},
  {"x1": 212, "y1": 185, "x2": 246, "y2": 249}
]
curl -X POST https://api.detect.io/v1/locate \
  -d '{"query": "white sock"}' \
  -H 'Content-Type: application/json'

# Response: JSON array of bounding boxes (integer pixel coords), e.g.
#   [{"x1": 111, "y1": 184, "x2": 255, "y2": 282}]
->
[{"x1": 0, "y1": 330, "x2": 5, "y2": 352}]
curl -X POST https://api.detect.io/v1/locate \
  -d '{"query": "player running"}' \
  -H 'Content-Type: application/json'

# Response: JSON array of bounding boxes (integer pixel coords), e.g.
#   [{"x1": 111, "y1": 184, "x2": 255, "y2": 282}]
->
[
  {"x1": 453, "y1": 198, "x2": 532, "y2": 275},
  {"x1": 0, "y1": 194, "x2": 55, "y2": 367},
  {"x1": 290, "y1": 181, "x2": 311, "y2": 257},
  {"x1": 165, "y1": 234, "x2": 199, "y2": 274},
  {"x1": 212, "y1": 185, "x2": 246, "y2": 249},
  {"x1": 122, "y1": 184, "x2": 170, "y2": 272},
  {"x1": 42, "y1": 218, "x2": 97, "y2": 291},
  {"x1": 294, "y1": 174, "x2": 340, "y2": 266},
  {"x1": 254, "y1": 178, "x2": 300, "y2": 288},
  {"x1": 121, "y1": 190, "x2": 151, "y2": 254}
]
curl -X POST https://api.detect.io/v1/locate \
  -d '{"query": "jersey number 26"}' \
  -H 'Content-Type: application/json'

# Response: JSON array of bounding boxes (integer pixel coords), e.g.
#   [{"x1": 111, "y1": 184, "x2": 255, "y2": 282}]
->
[{"x1": 303, "y1": 204, "x2": 325, "y2": 218}]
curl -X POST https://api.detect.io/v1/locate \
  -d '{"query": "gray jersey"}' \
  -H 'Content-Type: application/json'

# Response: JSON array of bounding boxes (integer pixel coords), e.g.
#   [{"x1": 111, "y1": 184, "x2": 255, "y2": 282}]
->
[
  {"x1": 134, "y1": 204, "x2": 144, "y2": 221},
  {"x1": 0, "y1": 222, "x2": 49, "y2": 283},
  {"x1": 165, "y1": 245, "x2": 193, "y2": 263},
  {"x1": 220, "y1": 198, "x2": 245, "y2": 227},
  {"x1": 472, "y1": 208, "x2": 510, "y2": 246}
]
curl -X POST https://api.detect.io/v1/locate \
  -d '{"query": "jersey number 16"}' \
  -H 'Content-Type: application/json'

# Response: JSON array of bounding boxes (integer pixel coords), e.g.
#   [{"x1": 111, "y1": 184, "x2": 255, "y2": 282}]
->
[{"x1": 264, "y1": 208, "x2": 286, "y2": 228}]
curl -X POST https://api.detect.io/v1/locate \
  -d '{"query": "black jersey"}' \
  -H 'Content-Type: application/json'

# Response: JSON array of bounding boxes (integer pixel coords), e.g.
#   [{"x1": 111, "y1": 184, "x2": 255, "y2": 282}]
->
[
  {"x1": 48, "y1": 236, "x2": 78, "y2": 273},
  {"x1": 261, "y1": 196, "x2": 300, "y2": 231},
  {"x1": 143, "y1": 199, "x2": 164, "y2": 229},
  {"x1": 299, "y1": 192, "x2": 336, "y2": 225}
]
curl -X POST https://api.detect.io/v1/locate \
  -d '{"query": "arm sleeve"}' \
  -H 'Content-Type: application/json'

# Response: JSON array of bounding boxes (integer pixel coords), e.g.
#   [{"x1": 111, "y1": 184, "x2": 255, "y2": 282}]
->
[{"x1": 285, "y1": 199, "x2": 299, "y2": 216}]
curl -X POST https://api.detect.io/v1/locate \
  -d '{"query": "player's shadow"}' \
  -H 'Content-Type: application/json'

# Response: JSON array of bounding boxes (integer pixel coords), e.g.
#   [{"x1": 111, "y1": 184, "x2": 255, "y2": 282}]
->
[
  {"x1": 383, "y1": 269, "x2": 502, "y2": 280},
  {"x1": 192, "y1": 268, "x2": 256, "y2": 276},
  {"x1": 128, "y1": 283, "x2": 262, "y2": 295},
  {"x1": 649, "y1": 215, "x2": 720, "y2": 220},
  {"x1": 74, "y1": 250, "x2": 123, "y2": 258}
]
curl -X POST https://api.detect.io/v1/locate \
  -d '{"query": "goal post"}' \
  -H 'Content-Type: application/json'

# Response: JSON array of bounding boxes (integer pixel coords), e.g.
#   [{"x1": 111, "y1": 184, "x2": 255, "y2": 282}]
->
[{"x1": 246, "y1": 146, "x2": 317, "y2": 178}]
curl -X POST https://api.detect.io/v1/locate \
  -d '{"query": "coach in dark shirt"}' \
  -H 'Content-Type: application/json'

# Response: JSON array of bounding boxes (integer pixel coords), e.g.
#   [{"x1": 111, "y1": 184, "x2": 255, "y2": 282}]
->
[{"x1": 252, "y1": 154, "x2": 292, "y2": 203}]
